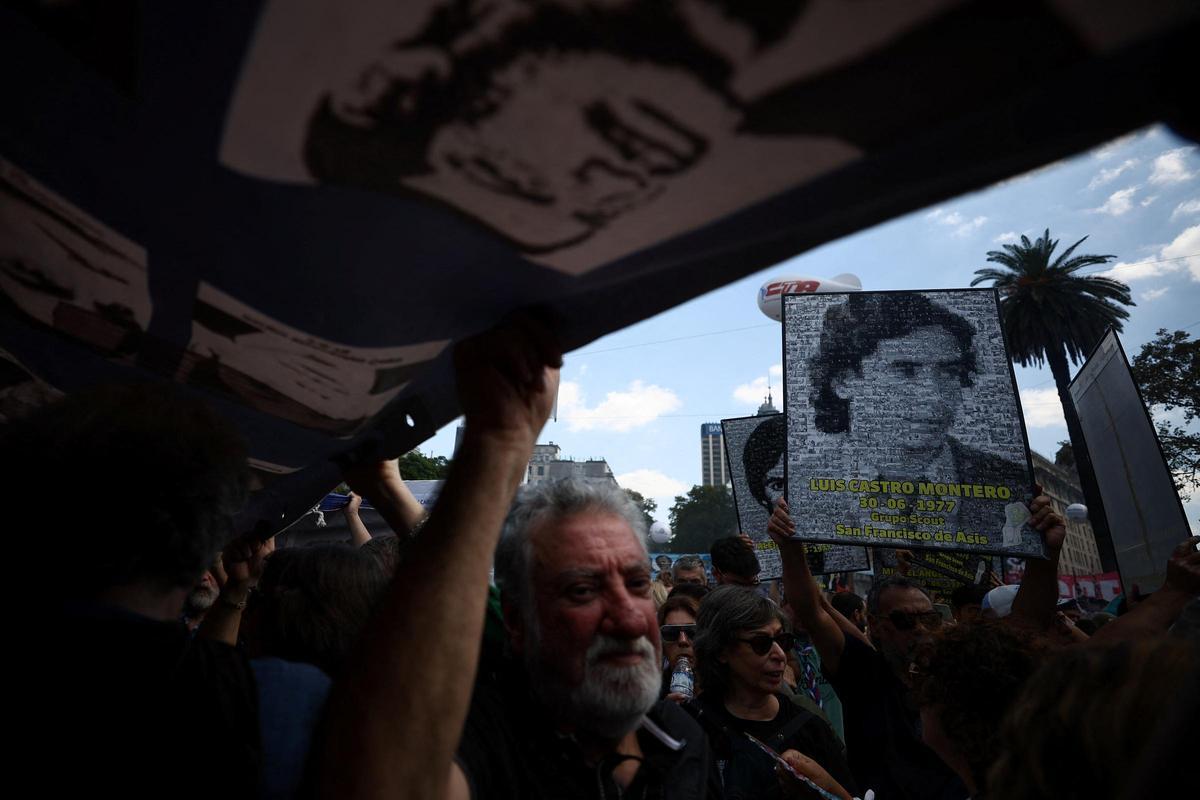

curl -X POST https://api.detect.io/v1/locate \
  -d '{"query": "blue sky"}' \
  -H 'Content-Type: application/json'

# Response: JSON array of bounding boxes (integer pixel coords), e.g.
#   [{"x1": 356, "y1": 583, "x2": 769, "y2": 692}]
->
[{"x1": 420, "y1": 125, "x2": 1200, "y2": 533}]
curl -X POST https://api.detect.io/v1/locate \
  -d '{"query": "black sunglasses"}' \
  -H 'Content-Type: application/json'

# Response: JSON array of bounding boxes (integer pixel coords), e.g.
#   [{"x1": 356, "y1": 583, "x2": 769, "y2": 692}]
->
[
  {"x1": 736, "y1": 632, "x2": 797, "y2": 655},
  {"x1": 660, "y1": 624, "x2": 696, "y2": 642},
  {"x1": 887, "y1": 610, "x2": 943, "y2": 632}
]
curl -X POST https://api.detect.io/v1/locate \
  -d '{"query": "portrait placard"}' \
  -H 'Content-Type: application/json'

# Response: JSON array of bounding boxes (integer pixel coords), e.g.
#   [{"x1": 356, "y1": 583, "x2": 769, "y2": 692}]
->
[
  {"x1": 782, "y1": 290, "x2": 1042, "y2": 558},
  {"x1": 723, "y1": 413, "x2": 869, "y2": 577}
]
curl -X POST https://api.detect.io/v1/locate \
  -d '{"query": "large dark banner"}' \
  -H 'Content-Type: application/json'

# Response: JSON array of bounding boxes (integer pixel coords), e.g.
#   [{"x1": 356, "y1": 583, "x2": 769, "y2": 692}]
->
[
  {"x1": 722, "y1": 413, "x2": 869, "y2": 577},
  {"x1": 782, "y1": 290, "x2": 1042, "y2": 558},
  {"x1": 1, "y1": 1, "x2": 1196, "y2": 536},
  {"x1": 1068, "y1": 331, "x2": 1192, "y2": 595}
]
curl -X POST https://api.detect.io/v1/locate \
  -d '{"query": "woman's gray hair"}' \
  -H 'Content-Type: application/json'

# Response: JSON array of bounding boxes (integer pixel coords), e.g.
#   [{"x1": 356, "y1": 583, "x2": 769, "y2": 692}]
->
[
  {"x1": 694, "y1": 585, "x2": 787, "y2": 699},
  {"x1": 494, "y1": 478, "x2": 648, "y2": 614}
]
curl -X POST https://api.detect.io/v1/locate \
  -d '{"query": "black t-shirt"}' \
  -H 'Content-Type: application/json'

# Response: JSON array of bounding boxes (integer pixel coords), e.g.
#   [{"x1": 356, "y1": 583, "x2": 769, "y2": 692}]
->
[
  {"x1": 689, "y1": 692, "x2": 857, "y2": 800},
  {"x1": 825, "y1": 635, "x2": 966, "y2": 800},
  {"x1": 457, "y1": 663, "x2": 721, "y2": 800},
  {"x1": 36, "y1": 602, "x2": 261, "y2": 797}
]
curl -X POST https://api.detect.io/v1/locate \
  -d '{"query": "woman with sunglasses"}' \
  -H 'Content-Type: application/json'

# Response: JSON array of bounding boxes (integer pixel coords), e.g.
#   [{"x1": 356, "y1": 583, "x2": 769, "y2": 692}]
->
[
  {"x1": 690, "y1": 586, "x2": 857, "y2": 800},
  {"x1": 658, "y1": 594, "x2": 700, "y2": 699}
]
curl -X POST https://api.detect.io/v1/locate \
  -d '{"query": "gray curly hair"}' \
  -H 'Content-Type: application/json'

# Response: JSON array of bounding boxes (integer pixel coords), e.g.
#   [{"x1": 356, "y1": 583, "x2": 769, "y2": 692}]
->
[{"x1": 495, "y1": 478, "x2": 648, "y2": 614}]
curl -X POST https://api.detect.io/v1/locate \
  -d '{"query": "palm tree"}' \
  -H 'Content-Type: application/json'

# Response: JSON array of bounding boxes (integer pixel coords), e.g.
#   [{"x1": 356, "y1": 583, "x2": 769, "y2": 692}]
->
[{"x1": 971, "y1": 229, "x2": 1133, "y2": 567}]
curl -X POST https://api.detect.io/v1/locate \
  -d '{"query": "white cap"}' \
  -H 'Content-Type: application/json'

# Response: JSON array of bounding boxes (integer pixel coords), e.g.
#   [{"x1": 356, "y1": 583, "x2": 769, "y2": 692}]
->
[{"x1": 982, "y1": 584, "x2": 1020, "y2": 618}]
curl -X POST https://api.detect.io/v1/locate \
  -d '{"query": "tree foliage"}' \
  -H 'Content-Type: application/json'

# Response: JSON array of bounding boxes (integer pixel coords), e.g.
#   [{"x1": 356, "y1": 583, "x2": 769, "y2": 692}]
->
[
  {"x1": 971, "y1": 229, "x2": 1131, "y2": 368},
  {"x1": 398, "y1": 449, "x2": 451, "y2": 480},
  {"x1": 664, "y1": 485, "x2": 737, "y2": 554},
  {"x1": 624, "y1": 489, "x2": 658, "y2": 531},
  {"x1": 971, "y1": 230, "x2": 1134, "y2": 568},
  {"x1": 1131, "y1": 328, "x2": 1199, "y2": 501}
]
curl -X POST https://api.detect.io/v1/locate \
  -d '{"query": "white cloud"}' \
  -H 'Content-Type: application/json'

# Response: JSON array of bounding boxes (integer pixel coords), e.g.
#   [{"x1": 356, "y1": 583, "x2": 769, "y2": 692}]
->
[
  {"x1": 953, "y1": 215, "x2": 988, "y2": 238},
  {"x1": 1098, "y1": 224, "x2": 1200, "y2": 283},
  {"x1": 1161, "y1": 224, "x2": 1200, "y2": 282},
  {"x1": 734, "y1": 377, "x2": 771, "y2": 405},
  {"x1": 925, "y1": 208, "x2": 987, "y2": 237},
  {"x1": 1140, "y1": 287, "x2": 1170, "y2": 302},
  {"x1": 557, "y1": 379, "x2": 682, "y2": 432},
  {"x1": 1141, "y1": 195, "x2": 1158, "y2": 208},
  {"x1": 734, "y1": 365, "x2": 782, "y2": 406},
  {"x1": 1088, "y1": 158, "x2": 1139, "y2": 189},
  {"x1": 1020, "y1": 388, "x2": 1066, "y2": 429},
  {"x1": 993, "y1": 231, "x2": 1019, "y2": 244},
  {"x1": 1092, "y1": 186, "x2": 1138, "y2": 216},
  {"x1": 1099, "y1": 258, "x2": 1178, "y2": 282},
  {"x1": 1171, "y1": 198, "x2": 1200, "y2": 220},
  {"x1": 1148, "y1": 147, "x2": 1197, "y2": 185},
  {"x1": 616, "y1": 469, "x2": 688, "y2": 501}
]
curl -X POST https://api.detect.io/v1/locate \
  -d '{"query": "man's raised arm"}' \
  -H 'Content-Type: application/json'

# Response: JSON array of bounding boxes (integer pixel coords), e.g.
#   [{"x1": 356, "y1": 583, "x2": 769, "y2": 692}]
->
[
  {"x1": 315, "y1": 315, "x2": 561, "y2": 800},
  {"x1": 767, "y1": 499, "x2": 847, "y2": 675},
  {"x1": 1009, "y1": 491, "x2": 1066, "y2": 631},
  {"x1": 344, "y1": 458, "x2": 428, "y2": 540},
  {"x1": 1088, "y1": 535, "x2": 1200, "y2": 645}
]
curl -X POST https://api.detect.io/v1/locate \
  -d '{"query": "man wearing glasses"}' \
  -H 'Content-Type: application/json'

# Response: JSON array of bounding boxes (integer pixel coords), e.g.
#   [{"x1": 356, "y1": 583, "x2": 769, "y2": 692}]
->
[
  {"x1": 774, "y1": 500, "x2": 965, "y2": 800},
  {"x1": 671, "y1": 555, "x2": 708, "y2": 587},
  {"x1": 768, "y1": 496, "x2": 1064, "y2": 800}
]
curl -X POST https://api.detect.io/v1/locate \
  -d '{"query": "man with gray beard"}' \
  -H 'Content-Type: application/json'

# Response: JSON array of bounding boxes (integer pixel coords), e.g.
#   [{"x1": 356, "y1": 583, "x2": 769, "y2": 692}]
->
[
  {"x1": 314, "y1": 317, "x2": 721, "y2": 800},
  {"x1": 181, "y1": 569, "x2": 219, "y2": 631},
  {"x1": 453, "y1": 479, "x2": 720, "y2": 799}
]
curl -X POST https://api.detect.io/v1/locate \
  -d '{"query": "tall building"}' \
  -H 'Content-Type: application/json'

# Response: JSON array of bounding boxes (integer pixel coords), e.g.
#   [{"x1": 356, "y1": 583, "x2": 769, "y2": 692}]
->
[
  {"x1": 526, "y1": 442, "x2": 617, "y2": 487},
  {"x1": 702, "y1": 389, "x2": 776, "y2": 487},
  {"x1": 700, "y1": 422, "x2": 728, "y2": 487},
  {"x1": 1031, "y1": 450, "x2": 1104, "y2": 576}
]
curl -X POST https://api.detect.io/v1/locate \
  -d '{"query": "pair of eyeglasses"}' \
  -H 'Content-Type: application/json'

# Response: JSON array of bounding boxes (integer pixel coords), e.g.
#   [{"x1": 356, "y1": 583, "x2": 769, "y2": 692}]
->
[
  {"x1": 660, "y1": 624, "x2": 696, "y2": 642},
  {"x1": 887, "y1": 610, "x2": 943, "y2": 631},
  {"x1": 736, "y1": 632, "x2": 797, "y2": 655}
]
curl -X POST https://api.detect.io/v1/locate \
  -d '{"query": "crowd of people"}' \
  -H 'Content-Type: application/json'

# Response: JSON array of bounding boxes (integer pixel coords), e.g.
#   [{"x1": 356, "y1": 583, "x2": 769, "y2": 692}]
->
[{"x1": 15, "y1": 317, "x2": 1199, "y2": 799}]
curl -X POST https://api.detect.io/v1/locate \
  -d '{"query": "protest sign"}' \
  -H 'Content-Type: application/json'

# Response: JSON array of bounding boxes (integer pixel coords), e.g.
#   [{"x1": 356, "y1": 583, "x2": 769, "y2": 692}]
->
[
  {"x1": 2, "y1": 2, "x2": 1194, "y2": 537},
  {"x1": 782, "y1": 290, "x2": 1042, "y2": 558},
  {"x1": 1068, "y1": 330, "x2": 1192, "y2": 595},
  {"x1": 649, "y1": 553, "x2": 714, "y2": 586},
  {"x1": 722, "y1": 413, "x2": 869, "y2": 577},
  {"x1": 873, "y1": 549, "x2": 1000, "y2": 603}
]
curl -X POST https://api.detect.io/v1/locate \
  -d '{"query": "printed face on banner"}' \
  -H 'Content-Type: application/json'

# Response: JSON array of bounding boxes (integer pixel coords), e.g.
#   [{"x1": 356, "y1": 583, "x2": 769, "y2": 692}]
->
[
  {"x1": 783, "y1": 289, "x2": 1042, "y2": 558},
  {"x1": 722, "y1": 413, "x2": 869, "y2": 577},
  {"x1": 177, "y1": 283, "x2": 449, "y2": 437},
  {"x1": 218, "y1": 0, "x2": 988, "y2": 273},
  {"x1": 648, "y1": 553, "x2": 714, "y2": 585},
  {"x1": 0, "y1": 157, "x2": 151, "y2": 353}
]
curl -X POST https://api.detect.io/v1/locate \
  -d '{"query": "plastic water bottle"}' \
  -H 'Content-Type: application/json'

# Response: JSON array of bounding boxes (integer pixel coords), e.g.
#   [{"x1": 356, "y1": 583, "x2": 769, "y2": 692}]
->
[{"x1": 669, "y1": 656, "x2": 695, "y2": 698}]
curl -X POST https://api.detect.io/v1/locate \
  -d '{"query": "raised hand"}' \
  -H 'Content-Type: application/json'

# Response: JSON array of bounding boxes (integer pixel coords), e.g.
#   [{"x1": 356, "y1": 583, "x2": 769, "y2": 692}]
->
[
  {"x1": 767, "y1": 497, "x2": 798, "y2": 547},
  {"x1": 1029, "y1": 489, "x2": 1066, "y2": 554},
  {"x1": 344, "y1": 459, "x2": 404, "y2": 505},
  {"x1": 221, "y1": 534, "x2": 275, "y2": 592},
  {"x1": 454, "y1": 312, "x2": 561, "y2": 451},
  {"x1": 777, "y1": 749, "x2": 852, "y2": 800},
  {"x1": 1163, "y1": 536, "x2": 1200, "y2": 596}
]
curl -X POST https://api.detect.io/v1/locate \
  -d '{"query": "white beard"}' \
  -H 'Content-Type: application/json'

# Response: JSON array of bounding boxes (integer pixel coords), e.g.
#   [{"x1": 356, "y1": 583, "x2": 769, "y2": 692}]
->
[{"x1": 527, "y1": 631, "x2": 663, "y2": 739}]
